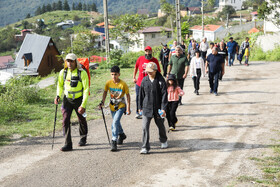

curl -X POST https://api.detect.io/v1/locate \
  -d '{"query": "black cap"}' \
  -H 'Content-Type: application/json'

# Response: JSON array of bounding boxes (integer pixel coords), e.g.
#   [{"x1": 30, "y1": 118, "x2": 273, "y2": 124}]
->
[
  {"x1": 195, "y1": 49, "x2": 200, "y2": 53},
  {"x1": 167, "y1": 74, "x2": 176, "y2": 81},
  {"x1": 229, "y1": 37, "x2": 233, "y2": 39},
  {"x1": 164, "y1": 44, "x2": 167, "y2": 47}
]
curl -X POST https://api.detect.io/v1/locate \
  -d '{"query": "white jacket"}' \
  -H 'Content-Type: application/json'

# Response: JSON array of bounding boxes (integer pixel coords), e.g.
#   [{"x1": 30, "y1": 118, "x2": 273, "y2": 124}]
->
[{"x1": 189, "y1": 57, "x2": 205, "y2": 77}]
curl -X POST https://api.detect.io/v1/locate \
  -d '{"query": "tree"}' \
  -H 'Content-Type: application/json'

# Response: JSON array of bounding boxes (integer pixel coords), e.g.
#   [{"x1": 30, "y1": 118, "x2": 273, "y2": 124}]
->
[
  {"x1": 25, "y1": 13, "x2": 31, "y2": 19},
  {"x1": 217, "y1": 5, "x2": 236, "y2": 20},
  {"x1": 111, "y1": 14, "x2": 145, "y2": 49},
  {"x1": 77, "y1": 3, "x2": 83, "y2": 11},
  {"x1": 63, "y1": 0, "x2": 70, "y2": 11},
  {"x1": 41, "y1": 4, "x2": 46, "y2": 14},
  {"x1": 35, "y1": 7, "x2": 42, "y2": 16},
  {"x1": 22, "y1": 21, "x2": 29, "y2": 29},
  {"x1": 52, "y1": 2, "x2": 57, "y2": 11},
  {"x1": 72, "y1": 3, "x2": 75, "y2": 10},
  {"x1": 91, "y1": 3, "x2": 97, "y2": 12},
  {"x1": 258, "y1": 0, "x2": 280, "y2": 26},
  {"x1": 181, "y1": 21, "x2": 190, "y2": 39},
  {"x1": 57, "y1": 0, "x2": 63, "y2": 10},
  {"x1": 46, "y1": 3, "x2": 52, "y2": 12},
  {"x1": 83, "y1": 3, "x2": 87, "y2": 11}
]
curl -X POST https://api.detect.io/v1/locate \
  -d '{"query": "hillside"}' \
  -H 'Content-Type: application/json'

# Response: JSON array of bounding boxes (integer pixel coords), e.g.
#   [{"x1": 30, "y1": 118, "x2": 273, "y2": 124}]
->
[{"x1": 0, "y1": 0, "x2": 202, "y2": 27}]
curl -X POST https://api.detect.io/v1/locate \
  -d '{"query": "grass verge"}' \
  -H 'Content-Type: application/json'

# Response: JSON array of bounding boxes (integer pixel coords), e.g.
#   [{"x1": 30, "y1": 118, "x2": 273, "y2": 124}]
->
[{"x1": 0, "y1": 68, "x2": 134, "y2": 146}]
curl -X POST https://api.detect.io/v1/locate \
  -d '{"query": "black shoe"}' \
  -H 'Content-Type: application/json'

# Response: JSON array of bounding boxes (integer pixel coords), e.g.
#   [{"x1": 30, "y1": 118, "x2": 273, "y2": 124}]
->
[
  {"x1": 111, "y1": 140, "x2": 117, "y2": 151},
  {"x1": 78, "y1": 137, "x2": 87, "y2": 146},
  {"x1": 60, "y1": 144, "x2": 73, "y2": 152},
  {"x1": 117, "y1": 133, "x2": 127, "y2": 145},
  {"x1": 196, "y1": 90, "x2": 199, "y2": 95}
]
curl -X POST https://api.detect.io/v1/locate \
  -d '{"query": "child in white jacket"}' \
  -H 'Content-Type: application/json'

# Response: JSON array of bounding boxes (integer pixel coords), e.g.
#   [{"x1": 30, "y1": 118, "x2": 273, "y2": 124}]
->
[{"x1": 190, "y1": 50, "x2": 205, "y2": 95}]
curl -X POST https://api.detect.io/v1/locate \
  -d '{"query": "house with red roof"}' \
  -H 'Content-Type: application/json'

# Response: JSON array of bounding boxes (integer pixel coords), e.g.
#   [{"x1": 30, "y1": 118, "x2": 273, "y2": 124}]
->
[
  {"x1": 189, "y1": 24, "x2": 225, "y2": 42},
  {"x1": 129, "y1": 26, "x2": 173, "y2": 52},
  {"x1": 0, "y1": 56, "x2": 14, "y2": 69}
]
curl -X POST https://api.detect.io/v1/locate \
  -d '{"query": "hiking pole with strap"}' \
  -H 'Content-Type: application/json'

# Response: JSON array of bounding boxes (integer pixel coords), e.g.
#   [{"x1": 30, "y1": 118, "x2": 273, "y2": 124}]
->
[
  {"x1": 100, "y1": 105, "x2": 111, "y2": 145},
  {"x1": 52, "y1": 99, "x2": 58, "y2": 150}
]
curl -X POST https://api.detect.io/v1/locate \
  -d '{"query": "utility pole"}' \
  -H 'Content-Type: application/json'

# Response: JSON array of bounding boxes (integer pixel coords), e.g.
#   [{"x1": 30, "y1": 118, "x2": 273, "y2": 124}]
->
[
  {"x1": 103, "y1": 0, "x2": 110, "y2": 61},
  {"x1": 201, "y1": 0, "x2": 204, "y2": 38},
  {"x1": 226, "y1": 13, "x2": 229, "y2": 28},
  {"x1": 175, "y1": 0, "x2": 181, "y2": 43},
  {"x1": 240, "y1": 12, "x2": 242, "y2": 26}
]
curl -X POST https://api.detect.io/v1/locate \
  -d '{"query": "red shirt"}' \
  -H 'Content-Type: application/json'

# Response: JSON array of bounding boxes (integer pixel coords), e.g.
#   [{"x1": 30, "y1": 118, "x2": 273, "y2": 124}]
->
[{"x1": 135, "y1": 56, "x2": 161, "y2": 86}]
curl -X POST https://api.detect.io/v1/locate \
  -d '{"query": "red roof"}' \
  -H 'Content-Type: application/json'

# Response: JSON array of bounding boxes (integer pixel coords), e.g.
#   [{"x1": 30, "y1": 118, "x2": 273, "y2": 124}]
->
[
  {"x1": 91, "y1": 30, "x2": 104, "y2": 36},
  {"x1": 96, "y1": 22, "x2": 115, "y2": 28},
  {"x1": 248, "y1": 27, "x2": 260, "y2": 34},
  {"x1": 251, "y1": 11, "x2": 258, "y2": 15},
  {"x1": 138, "y1": 26, "x2": 172, "y2": 33},
  {"x1": 190, "y1": 24, "x2": 222, "y2": 32}
]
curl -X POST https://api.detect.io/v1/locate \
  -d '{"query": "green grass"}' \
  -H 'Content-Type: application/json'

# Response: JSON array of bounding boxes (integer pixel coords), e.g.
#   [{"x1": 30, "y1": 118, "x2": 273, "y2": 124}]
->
[
  {"x1": 0, "y1": 67, "x2": 134, "y2": 146},
  {"x1": 237, "y1": 137, "x2": 280, "y2": 186}
]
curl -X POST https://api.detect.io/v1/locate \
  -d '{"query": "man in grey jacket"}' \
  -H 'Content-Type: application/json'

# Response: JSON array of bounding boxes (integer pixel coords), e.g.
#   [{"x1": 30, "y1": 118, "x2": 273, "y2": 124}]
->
[{"x1": 139, "y1": 62, "x2": 168, "y2": 154}]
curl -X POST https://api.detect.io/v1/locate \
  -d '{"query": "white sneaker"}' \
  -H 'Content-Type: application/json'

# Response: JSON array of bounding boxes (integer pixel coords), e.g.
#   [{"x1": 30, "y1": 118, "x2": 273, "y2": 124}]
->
[
  {"x1": 161, "y1": 141, "x2": 168, "y2": 149},
  {"x1": 135, "y1": 114, "x2": 142, "y2": 119},
  {"x1": 140, "y1": 148, "x2": 149, "y2": 154}
]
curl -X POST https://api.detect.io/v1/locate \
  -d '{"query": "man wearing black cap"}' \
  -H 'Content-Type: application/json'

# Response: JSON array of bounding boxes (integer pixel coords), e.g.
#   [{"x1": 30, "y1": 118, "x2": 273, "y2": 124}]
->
[{"x1": 159, "y1": 44, "x2": 170, "y2": 77}]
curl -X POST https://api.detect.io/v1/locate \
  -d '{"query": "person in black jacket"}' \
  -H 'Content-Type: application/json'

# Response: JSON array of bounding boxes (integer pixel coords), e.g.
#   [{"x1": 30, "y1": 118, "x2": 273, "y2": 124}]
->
[
  {"x1": 139, "y1": 62, "x2": 168, "y2": 154},
  {"x1": 159, "y1": 44, "x2": 170, "y2": 77}
]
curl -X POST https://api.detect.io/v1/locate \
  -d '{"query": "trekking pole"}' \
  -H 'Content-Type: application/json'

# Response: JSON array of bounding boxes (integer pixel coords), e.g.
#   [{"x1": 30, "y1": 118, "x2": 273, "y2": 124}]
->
[
  {"x1": 52, "y1": 101, "x2": 58, "y2": 150},
  {"x1": 100, "y1": 105, "x2": 111, "y2": 145}
]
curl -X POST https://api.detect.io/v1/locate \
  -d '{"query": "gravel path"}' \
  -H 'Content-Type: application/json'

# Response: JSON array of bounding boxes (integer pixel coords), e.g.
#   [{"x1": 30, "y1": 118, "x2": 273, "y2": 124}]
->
[{"x1": 0, "y1": 61, "x2": 279, "y2": 186}]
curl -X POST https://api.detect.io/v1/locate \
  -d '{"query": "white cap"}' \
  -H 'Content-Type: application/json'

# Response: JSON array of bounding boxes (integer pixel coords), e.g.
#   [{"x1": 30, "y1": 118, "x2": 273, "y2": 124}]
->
[
  {"x1": 145, "y1": 62, "x2": 157, "y2": 72},
  {"x1": 65, "y1": 53, "x2": 81, "y2": 69}
]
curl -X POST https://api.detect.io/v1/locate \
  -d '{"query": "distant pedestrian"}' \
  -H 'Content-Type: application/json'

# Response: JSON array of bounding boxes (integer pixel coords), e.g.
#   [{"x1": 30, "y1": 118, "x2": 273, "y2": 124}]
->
[
  {"x1": 54, "y1": 53, "x2": 89, "y2": 151},
  {"x1": 205, "y1": 47, "x2": 225, "y2": 96},
  {"x1": 206, "y1": 42, "x2": 215, "y2": 59},
  {"x1": 217, "y1": 41, "x2": 228, "y2": 66},
  {"x1": 239, "y1": 37, "x2": 250, "y2": 64},
  {"x1": 244, "y1": 45, "x2": 250, "y2": 66},
  {"x1": 133, "y1": 46, "x2": 161, "y2": 119},
  {"x1": 169, "y1": 41, "x2": 177, "y2": 60},
  {"x1": 167, "y1": 45, "x2": 189, "y2": 105},
  {"x1": 188, "y1": 42, "x2": 197, "y2": 62},
  {"x1": 226, "y1": 37, "x2": 238, "y2": 66},
  {"x1": 159, "y1": 44, "x2": 170, "y2": 77},
  {"x1": 166, "y1": 74, "x2": 184, "y2": 131},
  {"x1": 189, "y1": 50, "x2": 205, "y2": 95},
  {"x1": 199, "y1": 37, "x2": 209, "y2": 62},
  {"x1": 139, "y1": 62, "x2": 168, "y2": 154},
  {"x1": 100, "y1": 66, "x2": 131, "y2": 151}
]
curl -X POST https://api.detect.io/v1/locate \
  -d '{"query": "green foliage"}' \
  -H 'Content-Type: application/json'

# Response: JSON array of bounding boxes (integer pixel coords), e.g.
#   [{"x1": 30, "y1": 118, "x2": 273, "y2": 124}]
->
[
  {"x1": 258, "y1": 0, "x2": 280, "y2": 26},
  {"x1": 217, "y1": 5, "x2": 236, "y2": 20}
]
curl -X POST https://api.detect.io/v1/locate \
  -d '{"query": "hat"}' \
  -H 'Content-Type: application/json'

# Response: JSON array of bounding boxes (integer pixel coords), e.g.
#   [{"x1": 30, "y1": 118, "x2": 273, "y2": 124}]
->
[
  {"x1": 195, "y1": 49, "x2": 200, "y2": 53},
  {"x1": 145, "y1": 46, "x2": 152, "y2": 51},
  {"x1": 145, "y1": 62, "x2": 157, "y2": 72},
  {"x1": 229, "y1": 37, "x2": 233, "y2": 39},
  {"x1": 167, "y1": 74, "x2": 176, "y2": 81},
  {"x1": 163, "y1": 44, "x2": 167, "y2": 47},
  {"x1": 65, "y1": 53, "x2": 77, "y2": 61},
  {"x1": 65, "y1": 53, "x2": 81, "y2": 69}
]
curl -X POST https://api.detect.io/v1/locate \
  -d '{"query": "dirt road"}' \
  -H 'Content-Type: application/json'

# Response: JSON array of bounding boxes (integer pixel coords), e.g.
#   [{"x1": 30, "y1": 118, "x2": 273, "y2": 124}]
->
[{"x1": 0, "y1": 61, "x2": 279, "y2": 187}]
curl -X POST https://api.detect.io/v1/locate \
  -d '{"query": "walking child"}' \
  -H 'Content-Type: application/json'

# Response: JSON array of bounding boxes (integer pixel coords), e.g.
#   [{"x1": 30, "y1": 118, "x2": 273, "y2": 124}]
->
[
  {"x1": 166, "y1": 74, "x2": 185, "y2": 131},
  {"x1": 100, "y1": 66, "x2": 131, "y2": 151},
  {"x1": 190, "y1": 50, "x2": 205, "y2": 95},
  {"x1": 244, "y1": 45, "x2": 250, "y2": 66}
]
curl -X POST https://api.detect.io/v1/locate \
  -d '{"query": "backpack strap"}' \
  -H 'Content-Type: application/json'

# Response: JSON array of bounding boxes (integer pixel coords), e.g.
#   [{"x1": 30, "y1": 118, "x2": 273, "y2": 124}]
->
[{"x1": 63, "y1": 68, "x2": 68, "y2": 82}]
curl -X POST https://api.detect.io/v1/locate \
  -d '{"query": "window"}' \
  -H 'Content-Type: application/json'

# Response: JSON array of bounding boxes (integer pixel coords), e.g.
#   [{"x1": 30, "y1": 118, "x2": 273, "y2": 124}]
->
[{"x1": 152, "y1": 33, "x2": 156, "y2": 38}]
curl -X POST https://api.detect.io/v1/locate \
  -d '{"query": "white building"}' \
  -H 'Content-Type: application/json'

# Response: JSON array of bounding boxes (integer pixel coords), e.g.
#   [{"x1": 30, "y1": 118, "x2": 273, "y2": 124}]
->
[
  {"x1": 219, "y1": 0, "x2": 245, "y2": 11},
  {"x1": 264, "y1": 0, "x2": 280, "y2": 33},
  {"x1": 190, "y1": 25, "x2": 225, "y2": 42},
  {"x1": 129, "y1": 26, "x2": 172, "y2": 52}
]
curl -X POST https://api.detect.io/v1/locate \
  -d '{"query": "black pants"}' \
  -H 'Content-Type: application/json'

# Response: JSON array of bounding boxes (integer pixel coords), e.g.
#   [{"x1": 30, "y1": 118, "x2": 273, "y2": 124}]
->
[
  {"x1": 192, "y1": 69, "x2": 201, "y2": 91},
  {"x1": 62, "y1": 96, "x2": 88, "y2": 146},
  {"x1": 208, "y1": 72, "x2": 219, "y2": 93},
  {"x1": 201, "y1": 51, "x2": 207, "y2": 62},
  {"x1": 162, "y1": 60, "x2": 169, "y2": 77},
  {"x1": 166, "y1": 101, "x2": 179, "y2": 128},
  {"x1": 177, "y1": 78, "x2": 185, "y2": 104}
]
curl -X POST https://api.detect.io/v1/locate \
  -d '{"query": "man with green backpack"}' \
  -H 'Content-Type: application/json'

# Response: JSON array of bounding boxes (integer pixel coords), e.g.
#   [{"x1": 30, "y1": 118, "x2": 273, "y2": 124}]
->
[{"x1": 54, "y1": 53, "x2": 89, "y2": 151}]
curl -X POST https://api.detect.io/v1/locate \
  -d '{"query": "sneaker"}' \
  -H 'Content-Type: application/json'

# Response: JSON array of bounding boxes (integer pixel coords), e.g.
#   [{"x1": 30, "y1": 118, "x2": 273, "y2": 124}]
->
[
  {"x1": 161, "y1": 141, "x2": 168, "y2": 149},
  {"x1": 78, "y1": 137, "x2": 87, "y2": 146},
  {"x1": 210, "y1": 89, "x2": 213, "y2": 94},
  {"x1": 135, "y1": 113, "x2": 142, "y2": 119},
  {"x1": 140, "y1": 148, "x2": 149, "y2": 154},
  {"x1": 214, "y1": 92, "x2": 218, "y2": 96},
  {"x1": 60, "y1": 144, "x2": 73, "y2": 152},
  {"x1": 169, "y1": 126, "x2": 175, "y2": 131},
  {"x1": 117, "y1": 133, "x2": 127, "y2": 145},
  {"x1": 111, "y1": 140, "x2": 117, "y2": 152}
]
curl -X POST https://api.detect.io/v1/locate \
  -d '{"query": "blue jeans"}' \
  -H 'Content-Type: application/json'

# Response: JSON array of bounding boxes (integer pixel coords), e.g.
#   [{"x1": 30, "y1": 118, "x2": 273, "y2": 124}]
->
[
  {"x1": 209, "y1": 72, "x2": 220, "y2": 93},
  {"x1": 110, "y1": 107, "x2": 125, "y2": 141},
  {"x1": 228, "y1": 53, "x2": 235, "y2": 66}
]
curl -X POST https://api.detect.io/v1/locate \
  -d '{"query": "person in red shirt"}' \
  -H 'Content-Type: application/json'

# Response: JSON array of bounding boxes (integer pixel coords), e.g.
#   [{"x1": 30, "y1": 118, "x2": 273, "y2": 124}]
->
[{"x1": 133, "y1": 46, "x2": 161, "y2": 119}]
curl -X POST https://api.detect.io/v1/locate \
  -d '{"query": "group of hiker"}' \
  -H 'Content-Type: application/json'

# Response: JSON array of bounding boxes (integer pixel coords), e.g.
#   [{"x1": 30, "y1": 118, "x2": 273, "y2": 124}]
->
[{"x1": 54, "y1": 36, "x2": 250, "y2": 154}]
